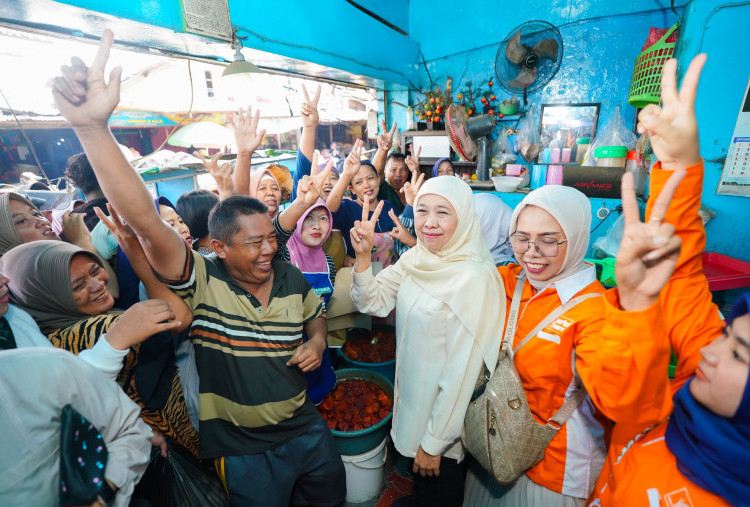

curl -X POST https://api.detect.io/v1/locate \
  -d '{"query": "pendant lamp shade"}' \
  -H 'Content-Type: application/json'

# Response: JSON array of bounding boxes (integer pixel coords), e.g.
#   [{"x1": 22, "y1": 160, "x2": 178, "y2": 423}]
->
[{"x1": 222, "y1": 46, "x2": 260, "y2": 77}]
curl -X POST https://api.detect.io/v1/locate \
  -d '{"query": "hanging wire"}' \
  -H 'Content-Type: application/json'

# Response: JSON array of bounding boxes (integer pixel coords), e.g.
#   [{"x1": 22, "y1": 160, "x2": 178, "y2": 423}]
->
[{"x1": 131, "y1": 58, "x2": 196, "y2": 162}]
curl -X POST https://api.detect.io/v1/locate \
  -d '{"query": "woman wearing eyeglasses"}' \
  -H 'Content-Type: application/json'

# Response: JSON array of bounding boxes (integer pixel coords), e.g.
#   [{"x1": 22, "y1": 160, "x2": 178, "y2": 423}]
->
[
  {"x1": 464, "y1": 54, "x2": 712, "y2": 506},
  {"x1": 464, "y1": 184, "x2": 612, "y2": 506}
]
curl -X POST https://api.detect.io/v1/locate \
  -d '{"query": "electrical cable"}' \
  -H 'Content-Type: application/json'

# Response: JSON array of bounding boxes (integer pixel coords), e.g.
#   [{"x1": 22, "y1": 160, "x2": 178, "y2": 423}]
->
[
  {"x1": 130, "y1": 58, "x2": 195, "y2": 161},
  {"x1": 420, "y1": 51, "x2": 433, "y2": 89},
  {"x1": 590, "y1": 204, "x2": 623, "y2": 234},
  {"x1": 0, "y1": 85, "x2": 51, "y2": 185}
]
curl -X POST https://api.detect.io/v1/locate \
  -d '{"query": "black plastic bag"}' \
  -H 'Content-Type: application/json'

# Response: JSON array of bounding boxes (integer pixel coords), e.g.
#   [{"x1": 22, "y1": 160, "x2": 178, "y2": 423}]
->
[{"x1": 133, "y1": 441, "x2": 229, "y2": 507}]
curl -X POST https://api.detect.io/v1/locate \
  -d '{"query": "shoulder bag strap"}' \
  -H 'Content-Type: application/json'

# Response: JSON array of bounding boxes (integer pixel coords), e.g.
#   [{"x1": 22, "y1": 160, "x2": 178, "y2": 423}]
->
[
  {"x1": 501, "y1": 273, "x2": 527, "y2": 353},
  {"x1": 513, "y1": 292, "x2": 603, "y2": 355},
  {"x1": 508, "y1": 291, "x2": 603, "y2": 427}
]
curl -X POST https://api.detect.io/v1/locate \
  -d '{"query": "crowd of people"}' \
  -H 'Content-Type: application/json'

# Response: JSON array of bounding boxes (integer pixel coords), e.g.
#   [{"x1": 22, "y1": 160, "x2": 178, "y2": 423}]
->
[{"x1": 0, "y1": 29, "x2": 746, "y2": 507}]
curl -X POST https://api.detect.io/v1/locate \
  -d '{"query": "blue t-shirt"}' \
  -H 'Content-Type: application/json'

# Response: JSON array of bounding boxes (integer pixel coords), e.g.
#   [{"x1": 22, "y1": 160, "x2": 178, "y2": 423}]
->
[
  {"x1": 292, "y1": 149, "x2": 312, "y2": 198},
  {"x1": 332, "y1": 198, "x2": 397, "y2": 257}
]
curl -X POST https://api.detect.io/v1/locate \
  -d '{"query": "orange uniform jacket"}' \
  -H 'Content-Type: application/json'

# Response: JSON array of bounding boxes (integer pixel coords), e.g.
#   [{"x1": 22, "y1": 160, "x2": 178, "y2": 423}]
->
[{"x1": 589, "y1": 161, "x2": 727, "y2": 506}]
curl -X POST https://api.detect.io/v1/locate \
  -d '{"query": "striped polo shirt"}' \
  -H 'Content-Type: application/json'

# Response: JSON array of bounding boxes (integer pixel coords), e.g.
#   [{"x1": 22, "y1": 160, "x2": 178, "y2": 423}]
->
[{"x1": 164, "y1": 243, "x2": 323, "y2": 458}]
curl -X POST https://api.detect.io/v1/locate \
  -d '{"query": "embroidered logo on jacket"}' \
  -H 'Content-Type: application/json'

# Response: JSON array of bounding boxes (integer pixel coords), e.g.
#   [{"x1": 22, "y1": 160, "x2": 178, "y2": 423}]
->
[
  {"x1": 664, "y1": 488, "x2": 694, "y2": 507},
  {"x1": 537, "y1": 316, "x2": 575, "y2": 344}
]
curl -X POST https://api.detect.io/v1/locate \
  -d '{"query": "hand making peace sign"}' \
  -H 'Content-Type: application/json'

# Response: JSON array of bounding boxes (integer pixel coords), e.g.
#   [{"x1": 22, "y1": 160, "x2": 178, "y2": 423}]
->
[
  {"x1": 377, "y1": 120, "x2": 398, "y2": 152},
  {"x1": 388, "y1": 209, "x2": 416, "y2": 247},
  {"x1": 297, "y1": 151, "x2": 333, "y2": 207},
  {"x1": 401, "y1": 164, "x2": 425, "y2": 207},
  {"x1": 350, "y1": 196, "x2": 385, "y2": 257},
  {"x1": 615, "y1": 168, "x2": 685, "y2": 311},
  {"x1": 637, "y1": 54, "x2": 707, "y2": 171},
  {"x1": 301, "y1": 84, "x2": 321, "y2": 128},
  {"x1": 342, "y1": 139, "x2": 364, "y2": 180},
  {"x1": 405, "y1": 146, "x2": 421, "y2": 175}
]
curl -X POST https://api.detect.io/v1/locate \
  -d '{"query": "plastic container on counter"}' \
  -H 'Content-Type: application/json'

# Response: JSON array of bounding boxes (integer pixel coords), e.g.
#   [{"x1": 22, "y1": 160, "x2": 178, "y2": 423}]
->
[
  {"x1": 531, "y1": 165, "x2": 547, "y2": 190},
  {"x1": 595, "y1": 146, "x2": 628, "y2": 168},
  {"x1": 575, "y1": 137, "x2": 591, "y2": 164},
  {"x1": 625, "y1": 150, "x2": 647, "y2": 196},
  {"x1": 701, "y1": 252, "x2": 750, "y2": 292},
  {"x1": 546, "y1": 165, "x2": 564, "y2": 185}
]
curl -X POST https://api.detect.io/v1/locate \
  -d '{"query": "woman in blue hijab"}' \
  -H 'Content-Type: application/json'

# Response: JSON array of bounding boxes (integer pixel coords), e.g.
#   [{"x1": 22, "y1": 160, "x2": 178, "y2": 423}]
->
[{"x1": 431, "y1": 158, "x2": 455, "y2": 177}]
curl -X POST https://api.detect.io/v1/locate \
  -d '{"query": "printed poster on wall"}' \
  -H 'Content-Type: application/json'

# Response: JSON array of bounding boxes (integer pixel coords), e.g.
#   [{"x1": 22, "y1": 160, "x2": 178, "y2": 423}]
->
[{"x1": 718, "y1": 75, "x2": 750, "y2": 196}]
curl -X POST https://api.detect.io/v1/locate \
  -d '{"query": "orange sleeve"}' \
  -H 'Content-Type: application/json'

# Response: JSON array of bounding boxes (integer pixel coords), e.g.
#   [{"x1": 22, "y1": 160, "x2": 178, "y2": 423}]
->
[
  {"x1": 646, "y1": 161, "x2": 724, "y2": 392},
  {"x1": 576, "y1": 288, "x2": 673, "y2": 428}
]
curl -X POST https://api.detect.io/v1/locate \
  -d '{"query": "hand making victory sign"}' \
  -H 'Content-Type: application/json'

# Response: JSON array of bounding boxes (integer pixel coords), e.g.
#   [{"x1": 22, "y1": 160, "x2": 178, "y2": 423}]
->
[
  {"x1": 377, "y1": 120, "x2": 398, "y2": 152},
  {"x1": 297, "y1": 151, "x2": 333, "y2": 207},
  {"x1": 300, "y1": 84, "x2": 321, "y2": 128},
  {"x1": 615, "y1": 169, "x2": 684, "y2": 312},
  {"x1": 637, "y1": 54, "x2": 706, "y2": 171},
  {"x1": 401, "y1": 160, "x2": 425, "y2": 207},
  {"x1": 351, "y1": 196, "x2": 385, "y2": 273}
]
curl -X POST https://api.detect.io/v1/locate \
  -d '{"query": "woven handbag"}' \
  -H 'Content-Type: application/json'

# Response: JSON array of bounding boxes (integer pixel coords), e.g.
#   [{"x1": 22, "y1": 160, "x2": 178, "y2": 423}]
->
[{"x1": 462, "y1": 275, "x2": 601, "y2": 484}]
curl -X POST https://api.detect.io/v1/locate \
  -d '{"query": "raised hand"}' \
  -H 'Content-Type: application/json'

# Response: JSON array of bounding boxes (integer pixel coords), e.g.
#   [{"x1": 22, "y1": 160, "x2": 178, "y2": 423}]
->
[
  {"x1": 377, "y1": 120, "x2": 398, "y2": 152},
  {"x1": 232, "y1": 106, "x2": 266, "y2": 154},
  {"x1": 298, "y1": 152, "x2": 333, "y2": 207},
  {"x1": 405, "y1": 146, "x2": 421, "y2": 174},
  {"x1": 350, "y1": 196, "x2": 384, "y2": 257},
  {"x1": 637, "y1": 54, "x2": 706, "y2": 171},
  {"x1": 300, "y1": 84, "x2": 321, "y2": 128},
  {"x1": 615, "y1": 168, "x2": 685, "y2": 311},
  {"x1": 201, "y1": 152, "x2": 235, "y2": 199},
  {"x1": 400, "y1": 168, "x2": 425, "y2": 207},
  {"x1": 105, "y1": 299, "x2": 183, "y2": 350},
  {"x1": 52, "y1": 29, "x2": 122, "y2": 129},
  {"x1": 388, "y1": 209, "x2": 416, "y2": 247},
  {"x1": 95, "y1": 204, "x2": 144, "y2": 262},
  {"x1": 342, "y1": 139, "x2": 364, "y2": 180},
  {"x1": 61, "y1": 210, "x2": 92, "y2": 248}
]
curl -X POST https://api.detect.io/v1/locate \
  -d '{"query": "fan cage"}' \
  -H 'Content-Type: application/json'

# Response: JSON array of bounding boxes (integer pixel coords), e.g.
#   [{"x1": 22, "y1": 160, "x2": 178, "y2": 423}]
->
[{"x1": 495, "y1": 20, "x2": 563, "y2": 95}]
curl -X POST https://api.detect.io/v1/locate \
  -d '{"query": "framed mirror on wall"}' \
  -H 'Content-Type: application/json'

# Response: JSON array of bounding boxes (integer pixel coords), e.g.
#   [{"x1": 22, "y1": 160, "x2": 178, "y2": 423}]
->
[{"x1": 537, "y1": 103, "x2": 600, "y2": 164}]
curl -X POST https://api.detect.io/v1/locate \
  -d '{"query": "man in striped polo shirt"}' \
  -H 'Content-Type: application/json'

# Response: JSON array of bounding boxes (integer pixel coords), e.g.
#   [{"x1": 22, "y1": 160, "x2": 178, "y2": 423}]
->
[{"x1": 53, "y1": 31, "x2": 345, "y2": 506}]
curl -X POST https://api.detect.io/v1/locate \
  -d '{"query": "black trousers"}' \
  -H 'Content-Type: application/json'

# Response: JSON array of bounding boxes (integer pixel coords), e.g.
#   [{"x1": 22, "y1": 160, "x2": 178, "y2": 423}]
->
[{"x1": 401, "y1": 452, "x2": 468, "y2": 507}]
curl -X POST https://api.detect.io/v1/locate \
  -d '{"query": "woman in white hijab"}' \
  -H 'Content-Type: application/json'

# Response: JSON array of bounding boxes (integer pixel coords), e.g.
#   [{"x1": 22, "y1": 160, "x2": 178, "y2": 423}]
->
[
  {"x1": 350, "y1": 176, "x2": 505, "y2": 506},
  {"x1": 473, "y1": 192, "x2": 515, "y2": 266},
  {"x1": 464, "y1": 184, "x2": 609, "y2": 506}
]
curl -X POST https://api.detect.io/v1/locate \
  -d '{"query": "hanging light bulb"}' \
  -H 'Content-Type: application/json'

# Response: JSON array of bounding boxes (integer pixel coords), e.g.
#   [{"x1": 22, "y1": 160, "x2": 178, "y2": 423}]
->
[{"x1": 222, "y1": 31, "x2": 260, "y2": 77}]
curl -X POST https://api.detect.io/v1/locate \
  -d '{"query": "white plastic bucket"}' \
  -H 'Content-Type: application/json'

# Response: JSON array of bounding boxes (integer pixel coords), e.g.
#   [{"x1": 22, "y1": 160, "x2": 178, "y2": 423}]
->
[{"x1": 340, "y1": 436, "x2": 388, "y2": 503}]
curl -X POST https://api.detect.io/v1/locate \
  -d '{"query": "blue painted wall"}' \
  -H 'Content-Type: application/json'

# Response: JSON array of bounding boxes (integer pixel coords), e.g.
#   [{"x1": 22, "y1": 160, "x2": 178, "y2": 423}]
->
[
  {"x1": 410, "y1": 3, "x2": 680, "y2": 146},
  {"x1": 404, "y1": 0, "x2": 750, "y2": 261},
  {"x1": 350, "y1": 0, "x2": 409, "y2": 34},
  {"x1": 677, "y1": 0, "x2": 750, "y2": 261}
]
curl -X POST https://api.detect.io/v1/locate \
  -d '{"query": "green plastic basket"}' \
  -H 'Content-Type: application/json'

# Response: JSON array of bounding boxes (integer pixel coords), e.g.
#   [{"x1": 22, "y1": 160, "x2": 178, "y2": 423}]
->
[{"x1": 628, "y1": 24, "x2": 679, "y2": 109}]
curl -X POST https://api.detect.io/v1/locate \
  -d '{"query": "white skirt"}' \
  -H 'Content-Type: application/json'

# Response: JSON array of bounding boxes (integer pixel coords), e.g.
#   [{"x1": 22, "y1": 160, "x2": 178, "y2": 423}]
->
[{"x1": 463, "y1": 459, "x2": 586, "y2": 507}]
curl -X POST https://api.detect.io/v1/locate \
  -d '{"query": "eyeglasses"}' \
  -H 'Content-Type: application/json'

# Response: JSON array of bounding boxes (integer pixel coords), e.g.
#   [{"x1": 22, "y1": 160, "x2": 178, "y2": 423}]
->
[{"x1": 510, "y1": 234, "x2": 567, "y2": 257}]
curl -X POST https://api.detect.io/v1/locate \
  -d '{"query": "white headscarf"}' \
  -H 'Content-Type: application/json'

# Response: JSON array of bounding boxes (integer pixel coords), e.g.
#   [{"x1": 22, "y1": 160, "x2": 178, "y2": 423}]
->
[
  {"x1": 508, "y1": 185, "x2": 591, "y2": 284},
  {"x1": 474, "y1": 193, "x2": 515, "y2": 266},
  {"x1": 398, "y1": 176, "x2": 506, "y2": 370}
]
